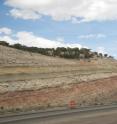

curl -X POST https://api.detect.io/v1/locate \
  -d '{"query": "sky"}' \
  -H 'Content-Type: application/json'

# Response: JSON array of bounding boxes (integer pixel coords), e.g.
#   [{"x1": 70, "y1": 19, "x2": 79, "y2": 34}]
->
[{"x1": 0, "y1": 0, "x2": 117, "y2": 57}]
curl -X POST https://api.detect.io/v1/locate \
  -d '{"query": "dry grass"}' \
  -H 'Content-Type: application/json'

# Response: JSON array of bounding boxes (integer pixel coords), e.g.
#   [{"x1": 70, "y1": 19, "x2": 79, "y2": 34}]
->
[{"x1": 0, "y1": 63, "x2": 117, "y2": 75}]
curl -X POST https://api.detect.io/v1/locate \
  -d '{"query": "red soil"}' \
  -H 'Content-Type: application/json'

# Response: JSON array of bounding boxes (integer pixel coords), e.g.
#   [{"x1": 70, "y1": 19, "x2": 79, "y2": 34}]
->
[{"x1": 0, "y1": 76, "x2": 117, "y2": 111}]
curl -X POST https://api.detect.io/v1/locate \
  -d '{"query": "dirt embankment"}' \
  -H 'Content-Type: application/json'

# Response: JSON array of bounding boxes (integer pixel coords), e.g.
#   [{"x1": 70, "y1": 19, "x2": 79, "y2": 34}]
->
[
  {"x1": 0, "y1": 76, "x2": 117, "y2": 112},
  {"x1": 0, "y1": 45, "x2": 117, "y2": 113}
]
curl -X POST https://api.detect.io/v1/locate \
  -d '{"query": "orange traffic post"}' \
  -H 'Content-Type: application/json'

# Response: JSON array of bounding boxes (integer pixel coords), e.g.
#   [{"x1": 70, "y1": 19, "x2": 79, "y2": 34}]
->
[{"x1": 68, "y1": 100, "x2": 76, "y2": 109}]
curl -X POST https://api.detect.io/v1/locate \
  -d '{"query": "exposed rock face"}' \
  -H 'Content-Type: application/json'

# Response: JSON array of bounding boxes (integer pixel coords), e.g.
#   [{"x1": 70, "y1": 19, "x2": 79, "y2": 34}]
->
[
  {"x1": 0, "y1": 72, "x2": 117, "y2": 93},
  {"x1": 0, "y1": 76, "x2": 117, "y2": 112}
]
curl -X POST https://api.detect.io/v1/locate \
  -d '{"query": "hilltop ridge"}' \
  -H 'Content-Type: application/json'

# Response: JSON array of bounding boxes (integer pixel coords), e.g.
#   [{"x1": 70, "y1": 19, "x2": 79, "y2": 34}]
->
[
  {"x1": 0, "y1": 41, "x2": 115, "y2": 67},
  {"x1": 0, "y1": 45, "x2": 77, "y2": 66}
]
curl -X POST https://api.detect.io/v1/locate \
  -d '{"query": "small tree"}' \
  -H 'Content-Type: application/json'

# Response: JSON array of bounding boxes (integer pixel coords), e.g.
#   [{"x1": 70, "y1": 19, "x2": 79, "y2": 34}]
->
[
  {"x1": 0, "y1": 41, "x2": 9, "y2": 46},
  {"x1": 104, "y1": 54, "x2": 108, "y2": 58},
  {"x1": 99, "y1": 53, "x2": 103, "y2": 58}
]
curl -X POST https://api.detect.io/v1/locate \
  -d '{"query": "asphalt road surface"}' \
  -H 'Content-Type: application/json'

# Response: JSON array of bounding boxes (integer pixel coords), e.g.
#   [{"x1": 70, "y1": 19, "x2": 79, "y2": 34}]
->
[{"x1": 0, "y1": 105, "x2": 117, "y2": 124}]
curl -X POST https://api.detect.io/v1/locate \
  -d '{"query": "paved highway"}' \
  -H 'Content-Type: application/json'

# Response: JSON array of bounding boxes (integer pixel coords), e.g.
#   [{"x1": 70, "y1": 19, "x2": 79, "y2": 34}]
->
[{"x1": 0, "y1": 105, "x2": 117, "y2": 124}]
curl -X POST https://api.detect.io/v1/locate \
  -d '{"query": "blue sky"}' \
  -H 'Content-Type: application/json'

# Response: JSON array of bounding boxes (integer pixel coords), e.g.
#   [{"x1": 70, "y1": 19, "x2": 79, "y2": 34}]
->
[{"x1": 0, "y1": 0, "x2": 117, "y2": 57}]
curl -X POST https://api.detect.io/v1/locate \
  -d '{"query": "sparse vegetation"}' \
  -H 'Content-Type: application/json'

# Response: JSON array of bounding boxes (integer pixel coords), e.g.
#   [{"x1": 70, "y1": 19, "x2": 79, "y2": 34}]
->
[{"x1": 0, "y1": 41, "x2": 112, "y2": 59}]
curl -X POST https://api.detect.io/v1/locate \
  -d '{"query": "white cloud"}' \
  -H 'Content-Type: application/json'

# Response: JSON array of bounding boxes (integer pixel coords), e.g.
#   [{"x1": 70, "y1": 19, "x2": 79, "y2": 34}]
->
[
  {"x1": 0, "y1": 27, "x2": 12, "y2": 35},
  {"x1": 10, "y1": 9, "x2": 41, "y2": 20},
  {"x1": 97, "y1": 34, "x2": 106, "y2": 38},
  {"x1": 0, "y1": 35, "x2": 16, "y2": 44},
  {"x1": 56, "y1": 37, "x2": 64, "y2": 43},
  {"x1": 4, "y1": 0, "x2": 117, "y2": 22},
  {"x1": 16, "y1": 31, "x2": 82, "y2": 48},
  {"x1": 97, "y1": 47, "x2": 106, "y2": 54},
  {"x1": 16, "y1": 31, "x2": 63, "y2": 48},
  {"x1": 79, "y1": 34, "x2": 106, "y2": 39},
  {"x1": 0, "y1": 28, "x2": 82, "y2": 49}
]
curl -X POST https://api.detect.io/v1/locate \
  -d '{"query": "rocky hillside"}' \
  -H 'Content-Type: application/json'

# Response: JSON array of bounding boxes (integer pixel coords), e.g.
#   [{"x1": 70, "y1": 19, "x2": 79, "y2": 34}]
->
[
  {"x1": 0, "y1": 45, "x2": 77, "y2": 66},
  {"x1": 0, "y1": 45, "x2": 117, "y2": 113}
]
